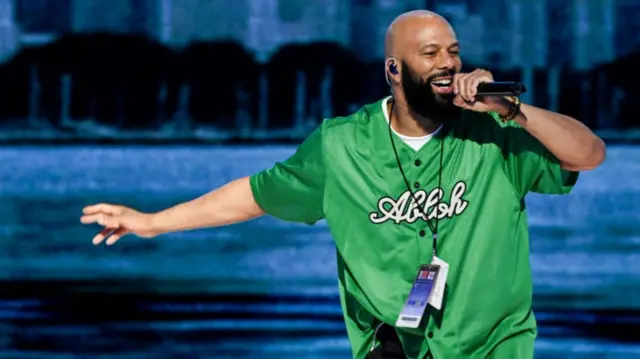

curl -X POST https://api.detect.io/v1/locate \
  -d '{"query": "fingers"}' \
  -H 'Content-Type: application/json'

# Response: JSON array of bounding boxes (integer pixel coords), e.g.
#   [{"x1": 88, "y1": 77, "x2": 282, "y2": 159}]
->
[
  {"x1": 83, "y1": 203, "x2": 130, "y2": 246},
  {"x1": 105, "y1": 227, "x2": 129, "y2": 246},
  {"x1": 453, "y1": 74, "x2": 463, "y2": 98},
  {"x1": 467, "y1": 76, "x2": 483, "y2": 99},
  {"x1": 83, "y1": 212, "x2": 123, "y2": 245},
  {"x1": 453, "y1": 95, "x2": 466, "y2": 108},
  {"x1": 93, "y1": 227, "x2": 128, "y2": 246},
  {"x1": 462, "y1": 74, "x2": 475, "y2": 102},
  {"x1": 468, "y1": 69, "x2": 490, "y2": 99},
  {"x1": 453, "y1": 95, "x2": 474, "y2": 109},
  {"x1": 80, "y1": 213, "x2": 120, "y2": 228},
  {"x1": 453, "y1": 74, "x2": 474, "y2": 104},
  {"x1": 92, "y1": 227, "x2": 114, "y2": 245},
  {"x1": 80, "y1": 213, "x2": 103, "y2": 224},
  {"x1": 83, "y1": 203, "x2": 123, "y2": 216},
  {"x1": 453, "y1": 74, "x2": 473, "y2": 108},
  {"x1": 453, "y1": 69, "x2": 493, "y2": 103}
]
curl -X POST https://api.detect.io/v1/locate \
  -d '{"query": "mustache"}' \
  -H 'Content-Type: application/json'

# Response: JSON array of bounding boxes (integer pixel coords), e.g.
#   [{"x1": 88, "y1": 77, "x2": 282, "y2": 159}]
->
[{"x1": 427, "y1": 70, "x2": 457, "y2": 82}]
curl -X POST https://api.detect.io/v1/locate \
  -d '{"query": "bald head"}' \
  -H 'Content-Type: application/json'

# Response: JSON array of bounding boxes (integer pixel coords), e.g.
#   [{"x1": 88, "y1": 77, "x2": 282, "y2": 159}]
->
[
  {"x1": 383, "y1": 9, "x2": 460, "y2": 87},
  {"x1": 383, "y1": 10, "x2": 462, "y2": 123},
  {"x1": 384, "y1": 10, "x2": 455, "y2": 59}
]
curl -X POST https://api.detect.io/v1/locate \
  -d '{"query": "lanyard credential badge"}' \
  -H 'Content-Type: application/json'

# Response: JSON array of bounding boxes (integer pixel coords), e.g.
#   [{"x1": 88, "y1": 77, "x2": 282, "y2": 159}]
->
[
  {"x1": 428, "y1": 256, "x2": 449, "y2": 310},
  {"x1": 395, "y1": 264, "x2": 440, "y2": 328}
]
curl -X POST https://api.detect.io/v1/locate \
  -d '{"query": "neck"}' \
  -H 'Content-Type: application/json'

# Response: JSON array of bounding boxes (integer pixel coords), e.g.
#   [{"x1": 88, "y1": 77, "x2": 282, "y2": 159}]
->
[{"x1": 388, "y1": 99, "x2": 442, "y2": 137}]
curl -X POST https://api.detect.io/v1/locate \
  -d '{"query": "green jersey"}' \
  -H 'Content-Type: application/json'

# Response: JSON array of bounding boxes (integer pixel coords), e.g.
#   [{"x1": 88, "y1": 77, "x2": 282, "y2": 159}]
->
[{"x1": 250, "y1": 97, "x2": 579, "y2": 359}]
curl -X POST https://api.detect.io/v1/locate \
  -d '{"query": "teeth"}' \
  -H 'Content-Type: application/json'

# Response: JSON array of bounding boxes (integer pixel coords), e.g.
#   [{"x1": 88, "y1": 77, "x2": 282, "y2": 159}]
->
[{"x1": 432, "y1": 79, "x2": 452, "y2": 85}]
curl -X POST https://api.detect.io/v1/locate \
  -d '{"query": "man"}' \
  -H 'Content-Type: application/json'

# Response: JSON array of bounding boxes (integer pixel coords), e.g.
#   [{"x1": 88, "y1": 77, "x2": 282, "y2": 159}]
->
[{"x1": 80, "y1": 10, "x2": 606, "y2": 359}]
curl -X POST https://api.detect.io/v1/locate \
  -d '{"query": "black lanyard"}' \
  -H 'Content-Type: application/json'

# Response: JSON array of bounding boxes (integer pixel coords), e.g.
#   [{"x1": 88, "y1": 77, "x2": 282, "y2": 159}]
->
[{"x1": 387, "y1": 101, "x2": 445, "y2": 258}]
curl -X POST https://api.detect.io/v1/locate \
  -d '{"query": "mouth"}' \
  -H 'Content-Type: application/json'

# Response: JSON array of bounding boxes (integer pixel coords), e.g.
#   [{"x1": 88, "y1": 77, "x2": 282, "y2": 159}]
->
[{"x1": 430, "y1": 77, "x2": 453, "y2": 94}]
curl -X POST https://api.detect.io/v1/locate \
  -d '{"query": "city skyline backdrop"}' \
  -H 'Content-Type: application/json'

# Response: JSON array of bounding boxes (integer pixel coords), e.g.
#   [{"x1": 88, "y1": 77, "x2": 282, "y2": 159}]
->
[
  {"x1": 0, "y1": 0, "x2": 635, "y2": 141},
  {"x1": 3, "y1": 0, "x2": 638, "y2": 69}
]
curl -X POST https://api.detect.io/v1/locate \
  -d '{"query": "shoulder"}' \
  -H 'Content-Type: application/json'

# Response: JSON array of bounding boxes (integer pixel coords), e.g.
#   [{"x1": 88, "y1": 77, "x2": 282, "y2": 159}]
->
[
  {"x1": 325, "y1": 99, "x2": 384, "y2": 129},
  {"x1": 321, "y1": 98, "x2": 387, "y2": 140}
]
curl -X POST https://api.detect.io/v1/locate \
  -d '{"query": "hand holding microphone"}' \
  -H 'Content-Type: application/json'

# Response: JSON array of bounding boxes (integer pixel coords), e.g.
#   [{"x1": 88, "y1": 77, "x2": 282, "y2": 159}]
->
[{"x1": 451, "y1": 69, "x2": 525, "y2": 114}]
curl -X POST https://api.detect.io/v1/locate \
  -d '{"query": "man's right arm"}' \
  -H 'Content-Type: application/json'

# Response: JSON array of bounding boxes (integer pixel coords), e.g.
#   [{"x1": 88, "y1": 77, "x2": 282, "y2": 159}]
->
[
  {"x1": 159, "y1": 122, "x2": 328, "y2": 231},
  {"x1": 81, "y1": 176, "x2": 265, "y2": 245},
  {"x1": 151, "y1": 176, "x2": 264, "y2": 234},
  {"x1": 82, "y1": 122, "x2": 327, "y2": 245}
]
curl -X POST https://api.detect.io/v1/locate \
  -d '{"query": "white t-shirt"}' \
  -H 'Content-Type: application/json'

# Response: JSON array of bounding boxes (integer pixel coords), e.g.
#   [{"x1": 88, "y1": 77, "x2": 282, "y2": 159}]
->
[{"x1": 382, "y1": 96, "x2": 443, "y2": 151}]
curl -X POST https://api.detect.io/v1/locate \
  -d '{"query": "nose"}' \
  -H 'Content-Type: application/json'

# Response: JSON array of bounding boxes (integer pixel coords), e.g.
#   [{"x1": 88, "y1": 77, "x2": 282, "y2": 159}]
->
[{"x1": 436, "y1": 51, "x2": 456, "y2": 70}]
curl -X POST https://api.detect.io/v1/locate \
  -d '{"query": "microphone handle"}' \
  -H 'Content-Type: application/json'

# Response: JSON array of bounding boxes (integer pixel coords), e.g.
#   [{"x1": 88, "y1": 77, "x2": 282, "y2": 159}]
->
[{"x1": 476, "y1": 82, "x2": 527, "y2": 96}]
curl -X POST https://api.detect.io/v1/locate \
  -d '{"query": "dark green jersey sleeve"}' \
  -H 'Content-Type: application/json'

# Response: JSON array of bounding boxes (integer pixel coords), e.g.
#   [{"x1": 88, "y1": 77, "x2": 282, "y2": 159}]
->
[
  {"x1": 249, "y1": 123, "x2": 326, "y2": 224},
  {"x1": 488, "y1": 112, "x2": 579, "y2": 197}
]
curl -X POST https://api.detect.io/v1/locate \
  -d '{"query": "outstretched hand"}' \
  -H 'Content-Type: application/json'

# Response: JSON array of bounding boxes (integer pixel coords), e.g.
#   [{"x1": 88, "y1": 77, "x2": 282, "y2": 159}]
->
[{"x1": 80, "y1": 203, "x2": 157, "y2": 245}]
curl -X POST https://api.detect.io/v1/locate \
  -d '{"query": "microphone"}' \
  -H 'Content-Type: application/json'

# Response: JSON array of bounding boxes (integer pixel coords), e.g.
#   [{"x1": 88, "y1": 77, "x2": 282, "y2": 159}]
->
[{"x1": 476, "y1": 82, "x2": 527, "y2": 96}]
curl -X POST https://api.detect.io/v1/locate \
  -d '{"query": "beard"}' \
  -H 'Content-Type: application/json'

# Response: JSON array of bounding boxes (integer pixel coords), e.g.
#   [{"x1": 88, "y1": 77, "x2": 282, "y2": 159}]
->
[{"x1": 401, "y1": 61, "x2": 459, "y2": 123}]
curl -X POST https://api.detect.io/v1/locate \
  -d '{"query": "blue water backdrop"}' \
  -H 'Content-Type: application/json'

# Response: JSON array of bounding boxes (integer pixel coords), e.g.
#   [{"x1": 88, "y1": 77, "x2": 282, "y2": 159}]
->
[{"x1": 0, "y1": 144, "x2": 638, "y2": 359}]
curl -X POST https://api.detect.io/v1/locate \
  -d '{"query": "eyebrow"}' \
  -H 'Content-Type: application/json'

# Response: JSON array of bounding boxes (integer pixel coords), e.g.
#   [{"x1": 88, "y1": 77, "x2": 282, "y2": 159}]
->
[{"x1": 420, "y1": 42, "x2": 460, "y2": 51}]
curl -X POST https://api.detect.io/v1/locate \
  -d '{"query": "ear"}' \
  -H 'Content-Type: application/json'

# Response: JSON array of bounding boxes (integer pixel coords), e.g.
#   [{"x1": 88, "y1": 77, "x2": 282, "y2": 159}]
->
[{"x1": 385, "y1": 58, "x2": 400, "y2": 85}]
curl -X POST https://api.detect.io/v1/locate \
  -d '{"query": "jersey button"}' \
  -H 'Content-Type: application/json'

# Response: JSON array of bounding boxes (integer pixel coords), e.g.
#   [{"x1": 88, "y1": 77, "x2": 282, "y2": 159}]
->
[
  {"x1": 419, "y1": 230, "x2": 426, "y2": 237},
  {"x1": 427, "y1": 332, "x2": 434, "y2": 338},
  {"x1": 414, "y1": 159, "x2": 421, "y2": 166},
  {"x1": 413, "y1": 182, "x2": 420, "y2": 188}
]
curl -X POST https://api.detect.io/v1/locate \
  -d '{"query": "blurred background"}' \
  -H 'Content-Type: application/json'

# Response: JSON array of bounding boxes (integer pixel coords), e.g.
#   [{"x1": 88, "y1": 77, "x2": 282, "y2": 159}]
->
[{"x1": 0, "y1": 0, "x2": 638, "y2": 358}]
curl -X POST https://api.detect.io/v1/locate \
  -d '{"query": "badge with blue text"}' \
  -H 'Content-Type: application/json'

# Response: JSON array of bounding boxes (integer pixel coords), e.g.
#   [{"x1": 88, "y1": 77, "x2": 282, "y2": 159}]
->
[{"x1": 395, "y1": 264, "x2": 440, "y2": 328}]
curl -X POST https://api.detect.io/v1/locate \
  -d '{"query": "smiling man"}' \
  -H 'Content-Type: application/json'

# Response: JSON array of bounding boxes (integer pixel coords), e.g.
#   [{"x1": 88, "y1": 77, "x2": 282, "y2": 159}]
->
[{"x1": 80, "y1": 10, "x2": 606, "y2": 359}]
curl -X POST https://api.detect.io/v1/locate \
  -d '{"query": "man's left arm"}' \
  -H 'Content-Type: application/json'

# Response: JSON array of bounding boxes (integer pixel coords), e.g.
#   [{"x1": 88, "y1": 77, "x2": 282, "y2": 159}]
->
[
  {"x1": 453, "y1": 69, "x2": 606, "y2": 172},
  {"x1": 495, "y1": 99, "x2": 607, "y2": 172},
  {"x1": 453, "y1": 69, "x2": 607, "y2": 196}
]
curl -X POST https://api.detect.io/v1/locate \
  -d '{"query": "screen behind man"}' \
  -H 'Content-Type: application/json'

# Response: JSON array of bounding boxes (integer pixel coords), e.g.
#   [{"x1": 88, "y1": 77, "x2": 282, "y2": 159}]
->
[{"x1": 80, "y1": 10, "x2": 606, "y2": 359}]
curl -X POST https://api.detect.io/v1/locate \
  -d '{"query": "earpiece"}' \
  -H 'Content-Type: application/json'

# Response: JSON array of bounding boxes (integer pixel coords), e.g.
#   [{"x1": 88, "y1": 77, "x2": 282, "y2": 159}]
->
[{"x1": 388, "y1": 62, "x2": 398, "y2": 75}]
